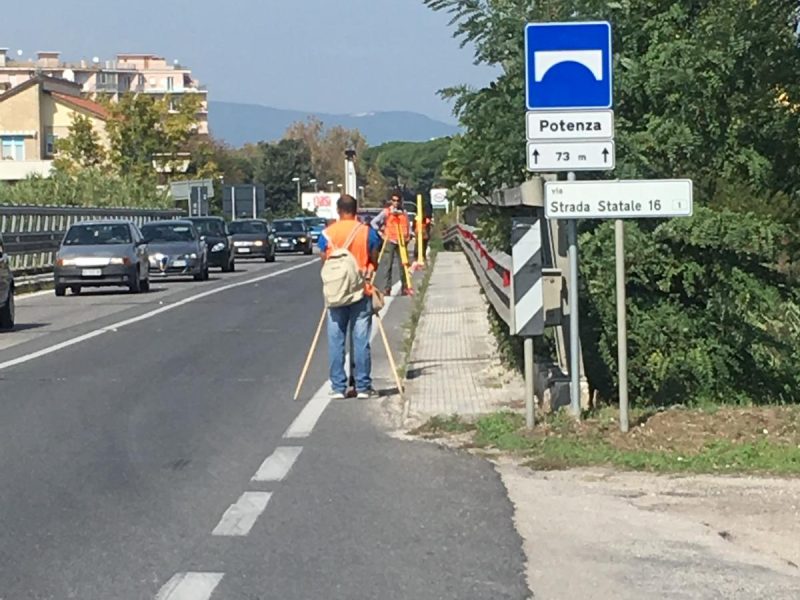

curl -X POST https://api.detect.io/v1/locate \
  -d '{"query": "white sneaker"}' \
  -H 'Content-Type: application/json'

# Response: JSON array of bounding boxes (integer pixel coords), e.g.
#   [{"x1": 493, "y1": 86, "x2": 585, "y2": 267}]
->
[
  {"x1": 356, "y1": 389, "x2": 379, "y2": 399},
  {"x1": 329, "y1": 390, "x2": 346, "y2": 399}
]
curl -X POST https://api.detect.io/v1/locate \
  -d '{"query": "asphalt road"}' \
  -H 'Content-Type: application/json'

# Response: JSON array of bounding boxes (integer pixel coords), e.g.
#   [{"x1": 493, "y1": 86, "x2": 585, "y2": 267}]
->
[{"x1": 0, "y1": 254, "x2": 528, "y2": 599}]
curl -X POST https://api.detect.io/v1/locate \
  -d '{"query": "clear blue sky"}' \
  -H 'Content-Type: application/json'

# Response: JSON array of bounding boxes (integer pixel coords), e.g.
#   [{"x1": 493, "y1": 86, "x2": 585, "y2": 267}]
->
[{"x1": 4, "y1": 0, "x2": 498, "y2": 123}]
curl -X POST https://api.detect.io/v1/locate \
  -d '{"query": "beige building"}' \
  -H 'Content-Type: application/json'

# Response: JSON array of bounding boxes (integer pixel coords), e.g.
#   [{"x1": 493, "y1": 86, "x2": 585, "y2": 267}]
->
[
  {"x1": 0, "y1": 49, "x2": 208, "y2": 135},
  {"x1": 0, "y1": 76, "x2": 109, "y2": 181}
]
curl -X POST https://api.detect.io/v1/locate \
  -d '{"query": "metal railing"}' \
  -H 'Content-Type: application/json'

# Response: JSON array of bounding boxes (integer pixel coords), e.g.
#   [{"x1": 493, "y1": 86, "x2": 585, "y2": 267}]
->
[
  {"x1": 0, "y1": 205, "x2": 183, "y2": 276},
  {"x1": 449, "y1": 224, "x2": 513, "y2": 326}
]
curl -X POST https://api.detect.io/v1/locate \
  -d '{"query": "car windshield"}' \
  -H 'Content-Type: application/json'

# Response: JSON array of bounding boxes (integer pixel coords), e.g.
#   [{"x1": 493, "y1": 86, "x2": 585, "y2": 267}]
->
[
  {"x1": 273, "y1": 220, "x2": 305, "y2": 233},
  {"x1": 192, "y1": 219, "x2": 226, "y2": 236},
  {"x1": 63, "y1": 224, "x2": 132, "y2": 246},
  {"x1": 306, "y1": 218, "x2": 326, "y2": 228},
  {"x1": 141, "y1": 223, "x2": 196, "y2": 243},
  {"x1": 229, "y1": 221, "x2": 267, "y2": 234}
]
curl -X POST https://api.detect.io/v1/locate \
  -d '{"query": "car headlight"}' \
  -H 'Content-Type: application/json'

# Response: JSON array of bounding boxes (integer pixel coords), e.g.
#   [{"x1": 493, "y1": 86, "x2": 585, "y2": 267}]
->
[
  {"x1": 211, "y1": 243, "x2": 226, "y2": 252},
  {"x1": 254, "y1": 240, "x2": 264, "y2": 247},
  {"x1": 183, "y1": 253, "x2": 198, "y2": 260},
  {"x1": 298, "y1": 237, "x2": 307, "y2": 243},
  {"x1": 57, "y1": 258, "x2": 75, "y2": 266},
  {"x1": 109, "y1": 257, "x2": 131, "y2": 265}
]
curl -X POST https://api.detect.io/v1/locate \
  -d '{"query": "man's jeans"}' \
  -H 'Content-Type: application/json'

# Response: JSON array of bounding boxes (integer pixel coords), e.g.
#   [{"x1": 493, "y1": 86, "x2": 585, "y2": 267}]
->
[{"x1": 327, "y1": 295, "x2": 373, "y2": 393}]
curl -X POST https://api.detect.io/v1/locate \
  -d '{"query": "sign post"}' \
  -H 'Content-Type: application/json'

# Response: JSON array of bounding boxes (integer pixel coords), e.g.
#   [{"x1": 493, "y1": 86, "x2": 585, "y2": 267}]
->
[{"x1": 525, "y1": 20, "x2": 614, "y2": 418}]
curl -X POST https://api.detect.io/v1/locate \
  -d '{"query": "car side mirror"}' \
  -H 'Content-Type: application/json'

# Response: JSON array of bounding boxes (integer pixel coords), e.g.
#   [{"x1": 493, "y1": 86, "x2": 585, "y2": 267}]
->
[{"x1": 200, "y1": 235, "x2": 206, "y2": 241}]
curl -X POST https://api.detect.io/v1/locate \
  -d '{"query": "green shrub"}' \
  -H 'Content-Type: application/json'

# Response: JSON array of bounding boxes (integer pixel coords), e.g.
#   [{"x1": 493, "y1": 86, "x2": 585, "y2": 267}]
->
[{"x1": 581, "y1": 206, "x2": 800, "y2": 407}]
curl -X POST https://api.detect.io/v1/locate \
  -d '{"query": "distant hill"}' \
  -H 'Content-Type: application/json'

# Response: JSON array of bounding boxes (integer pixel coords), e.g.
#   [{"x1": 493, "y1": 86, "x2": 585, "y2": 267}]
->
[{"x1": 209, "y1": 101, "x2": 460, "y2": 147}]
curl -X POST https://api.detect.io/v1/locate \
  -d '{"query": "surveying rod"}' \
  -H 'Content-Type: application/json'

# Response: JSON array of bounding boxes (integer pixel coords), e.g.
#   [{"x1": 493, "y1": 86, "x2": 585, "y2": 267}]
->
[{"x1": 344, "y1": 147, "x2": 358, "y2": 390}]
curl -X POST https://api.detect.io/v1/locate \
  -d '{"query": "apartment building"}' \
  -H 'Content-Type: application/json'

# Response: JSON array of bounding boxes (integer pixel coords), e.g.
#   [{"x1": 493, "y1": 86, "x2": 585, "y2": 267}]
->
[
  {"x1": 0, "y1": 49, "x2": 208, "y2": 135},
  {"x1": 0, "y1": 76, "x2": 110, "y2": 181}
]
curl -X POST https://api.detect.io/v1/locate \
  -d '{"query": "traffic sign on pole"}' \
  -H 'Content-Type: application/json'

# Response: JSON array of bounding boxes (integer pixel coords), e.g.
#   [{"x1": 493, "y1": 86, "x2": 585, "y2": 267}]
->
[
  {"x1": 526, "y1": 109, "x2": 614, "y2": 141},
  {"x1": 525, "y1": 22, "x2": 613, "y2": 110},
  {"x1": 527, "y1": 141, "x2": 614, "y2": 172},
  {"x1": 544, "y1": 179, "x2": 694, "y2": 219}
]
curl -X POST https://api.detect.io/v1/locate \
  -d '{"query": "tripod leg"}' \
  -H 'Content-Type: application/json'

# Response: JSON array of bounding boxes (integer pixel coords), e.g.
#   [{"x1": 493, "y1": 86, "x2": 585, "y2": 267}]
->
[{"x1": 294, "y1": 306, "x2": 327, "y2": 401}]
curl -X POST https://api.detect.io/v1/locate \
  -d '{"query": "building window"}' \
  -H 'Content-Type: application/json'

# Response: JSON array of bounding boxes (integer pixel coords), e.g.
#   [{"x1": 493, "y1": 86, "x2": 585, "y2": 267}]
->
[
  {"x1": 168, "y1": 98, "x2": 179, "y2": 112},
  {"x1": 46, "y1": 134, "x2": 58, "y2": 157},
  {"x1": 137, "y1": 74, "x2": 145, "y2": 87},
  {"x1": 0, "y1": 136, "x2": 25, "y2": 161},
  {"x1": 166, "y1": 76, "x2": 174, "y2": 91}
]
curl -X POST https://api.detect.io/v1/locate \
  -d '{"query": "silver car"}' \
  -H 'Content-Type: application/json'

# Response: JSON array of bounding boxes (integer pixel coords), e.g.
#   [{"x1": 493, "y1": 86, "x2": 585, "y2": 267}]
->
[
  {"x1": 140, "y1": 220, "x2": 209, "y2": 281},
  {"x1": 54, "y1": 220, "x2": 150, "y2": 296},
  {"x1": 0, "y1": 233, "x2": 14, "y2": 329}
]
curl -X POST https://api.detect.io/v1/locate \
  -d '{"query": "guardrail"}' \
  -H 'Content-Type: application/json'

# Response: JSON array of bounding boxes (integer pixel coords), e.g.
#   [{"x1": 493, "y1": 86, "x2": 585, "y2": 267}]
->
[
  {"x1": 0, "y1": 205, "x2": 183, "y2": 276},
  {"x1": 449, "y1": 224, "x2": 513, "y2": 326}
]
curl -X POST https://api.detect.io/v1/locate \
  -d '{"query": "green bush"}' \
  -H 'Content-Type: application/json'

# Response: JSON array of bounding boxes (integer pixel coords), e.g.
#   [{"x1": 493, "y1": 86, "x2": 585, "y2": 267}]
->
[
  {"x1": 0, "y1": 169, "x2": 170, "y2": 209},
  {"x1": 581, "y1": 206, "x2": 800, "y2": 407}
]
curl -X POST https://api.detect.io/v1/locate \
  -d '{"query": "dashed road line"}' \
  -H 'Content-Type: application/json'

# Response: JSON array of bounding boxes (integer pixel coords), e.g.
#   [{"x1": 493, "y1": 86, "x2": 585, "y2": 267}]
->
[
  {"x1": 212, "y1": 492, "x2": 273, "y2": 537},
  {"x1": 155, "y1": 572, "x2": 224, "y2": 600},
  {"x1": 0, "y1": 260, "x2": 315, "y2": 372},
  {"x1": 252, "y1": 446, "x2": 303, "y2": 482}
]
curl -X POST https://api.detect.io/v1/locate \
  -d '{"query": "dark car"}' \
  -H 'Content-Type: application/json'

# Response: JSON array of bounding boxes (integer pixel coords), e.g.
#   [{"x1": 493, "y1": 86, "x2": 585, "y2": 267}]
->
[
  {"x1": 187, "y1": 217, "x2": 235, "y2": 272},
  {"x1": 0, "y1": 233, "x2": 14, "y2": 330},
  {"x1": 272, "y1": 219, "x2": 313, "y2": 255},
  {"x1": 301, "y1": 217, "x2": 327, "y2": 243},
  {"x1": 54, "y1": 220, "x2": 150, "y2": 296},
  {"x1": 357, "y1": 208, "x2": 382, "y2": 225},
  {"x1": 140, "y1": 220, "x2": 209, "y2": 281},
  {"x1": 229, "y1": 219, "x2": 276, "y2": 262}
]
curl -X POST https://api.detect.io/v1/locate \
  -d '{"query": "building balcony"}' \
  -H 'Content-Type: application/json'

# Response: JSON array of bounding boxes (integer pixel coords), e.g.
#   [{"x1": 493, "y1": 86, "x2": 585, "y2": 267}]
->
[{"x1": 0, "y1": 159, "x2": 54, "y2": 181}]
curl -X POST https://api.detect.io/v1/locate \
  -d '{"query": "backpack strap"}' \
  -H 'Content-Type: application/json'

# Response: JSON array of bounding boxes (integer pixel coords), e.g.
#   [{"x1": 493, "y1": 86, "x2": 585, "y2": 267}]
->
[
  {"x1": 323, "y1": 222, "x2": 363, "y2": 253},
  {"x1": 340, "y1": 223, "x2": 363, "y2": 251}
]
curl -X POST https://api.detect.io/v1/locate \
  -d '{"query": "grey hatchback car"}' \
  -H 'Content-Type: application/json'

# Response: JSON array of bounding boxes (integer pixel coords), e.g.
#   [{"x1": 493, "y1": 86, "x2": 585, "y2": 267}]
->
[
  {"x1": 54, "y1": 221, "x2": 151, "y2": 296},
  {"x1": 140, "y1": 220, "x2": 209, "y2": 281},
  {"x1": 0, "y1": 233, "x2": 14, "y2": 330}
]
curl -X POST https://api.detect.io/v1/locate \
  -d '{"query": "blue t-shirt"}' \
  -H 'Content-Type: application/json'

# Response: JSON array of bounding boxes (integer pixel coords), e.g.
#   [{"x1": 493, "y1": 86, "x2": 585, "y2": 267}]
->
[{"x1": 318, "y1": 224, "x2": 381, "y2": 255}]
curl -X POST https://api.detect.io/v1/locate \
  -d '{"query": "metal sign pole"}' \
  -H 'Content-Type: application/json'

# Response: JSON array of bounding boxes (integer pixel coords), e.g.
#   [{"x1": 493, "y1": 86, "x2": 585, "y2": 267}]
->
[
  {"x1": 567, "y1": 171, "x2": 581, "y2": 418},
  {"x1": 524, "y1": 338, "x2": 535, "y2": 428},
  {"x1": 252, "y1": 185, "x2": 257, "y2": 219},
  {"x1": 615, "y1": 219, "x2": 629, "y2": 432}
]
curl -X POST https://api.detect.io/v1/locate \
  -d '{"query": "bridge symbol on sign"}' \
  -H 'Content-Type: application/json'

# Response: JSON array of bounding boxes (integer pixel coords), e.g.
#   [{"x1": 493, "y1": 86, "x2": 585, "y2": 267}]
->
[{"x1": 525, "y1": 22, "x2": 613, "y2": 110}]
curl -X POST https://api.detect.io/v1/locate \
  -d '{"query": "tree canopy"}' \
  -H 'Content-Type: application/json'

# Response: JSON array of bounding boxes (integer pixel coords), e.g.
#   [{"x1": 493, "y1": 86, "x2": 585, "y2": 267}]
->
[{"x1": 426, "y1": 0, "x2": 800, "y2": 406}]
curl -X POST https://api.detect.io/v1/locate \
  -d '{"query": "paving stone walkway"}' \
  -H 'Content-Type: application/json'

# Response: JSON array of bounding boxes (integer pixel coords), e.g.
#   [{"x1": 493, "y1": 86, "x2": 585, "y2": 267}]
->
[{"x1": 406, "y1": 252, "x2": 524, "y2": 418}]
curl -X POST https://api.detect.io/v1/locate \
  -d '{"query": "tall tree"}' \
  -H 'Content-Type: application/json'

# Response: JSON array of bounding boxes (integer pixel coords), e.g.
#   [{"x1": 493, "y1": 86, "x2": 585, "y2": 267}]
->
[
  {"x1": 103, "y1": 93, "x2": 202, "y2": 180},
  {"x1": 251, "y1": 138, "x2": 315, "y2": 213},
  {"x1": 284, "y1": 117, "x2": 367, "y2": 186},
  {"x1": 53, "y1": 113, "x2": 106, "y2": 174}
]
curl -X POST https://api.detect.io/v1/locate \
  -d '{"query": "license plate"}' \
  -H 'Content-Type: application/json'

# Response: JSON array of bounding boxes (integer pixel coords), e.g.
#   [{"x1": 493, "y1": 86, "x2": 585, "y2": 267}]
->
[
  {"x1": 237, "y1": 247, "x2": 251, "y2": 254},
  {"x1": 172, "y1": 260, "x2": 186, "y2": 267},
  {"x1": 279, "y1": 243, "x2": 291, "y2": 248},
  {"x1": 81, "y1": 269, "x2": 102, "y2": 277}
]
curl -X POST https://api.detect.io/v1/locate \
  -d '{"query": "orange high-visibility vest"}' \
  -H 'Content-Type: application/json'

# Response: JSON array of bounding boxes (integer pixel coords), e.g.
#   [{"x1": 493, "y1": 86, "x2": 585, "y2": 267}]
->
[{"x1": 383, "y1": 208, "x2": 410, "y2": 243}]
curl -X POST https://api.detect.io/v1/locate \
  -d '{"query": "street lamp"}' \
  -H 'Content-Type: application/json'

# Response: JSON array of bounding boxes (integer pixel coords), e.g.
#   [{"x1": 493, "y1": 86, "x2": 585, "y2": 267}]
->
[
  {"x1": 337, "y1": 183, "x2": 343, "y2": 193},
  {"x1": 292, "y1": 176, "x2": 301, "y2": 206},
  {"x1": 309, "y1": 178, "x2": 318, "y2": 193},
  {"x1": 327, "y1": 180, "x2": 334, "y2": 192},
  {"x1": 358, "y1": 185, "x2": 365, "y2": 202}
]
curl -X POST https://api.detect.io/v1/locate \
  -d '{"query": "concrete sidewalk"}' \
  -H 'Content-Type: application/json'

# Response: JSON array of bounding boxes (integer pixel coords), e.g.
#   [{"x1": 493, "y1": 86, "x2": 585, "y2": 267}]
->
[{"x1": 405, "y1": 251, "x2": 524, "y2": 419}]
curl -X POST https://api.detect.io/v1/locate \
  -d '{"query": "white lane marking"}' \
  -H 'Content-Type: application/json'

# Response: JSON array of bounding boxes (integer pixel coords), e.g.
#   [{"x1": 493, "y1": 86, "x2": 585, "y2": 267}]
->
[
  {"x1": 211, "y1": 491, "x2": 272, "y2": 537},
  {"x1": 15, "y1": 289, "x2": 53, "y2": 300},
  {"x1": 155, "y1": 572, "x2": 224, "y2": 600},
  {"x1": 284, "y1": 279, "x2": 402, "y2": 439},
  {"x1": 251, "y1": 446, "x2": 303, "y2": 482},
  {"x1": 284, "y1": 395, "x2": 331, "y2": 439},
  {"x1": 0, "y1": 260, "x2": 316, "y2": 372}
]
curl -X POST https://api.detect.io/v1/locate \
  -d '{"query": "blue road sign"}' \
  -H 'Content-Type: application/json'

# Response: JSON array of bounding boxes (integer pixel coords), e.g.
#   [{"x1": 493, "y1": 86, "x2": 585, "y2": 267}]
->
[{"x1": 525, "y1": 21, "x2": 612, "y2": 110}]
